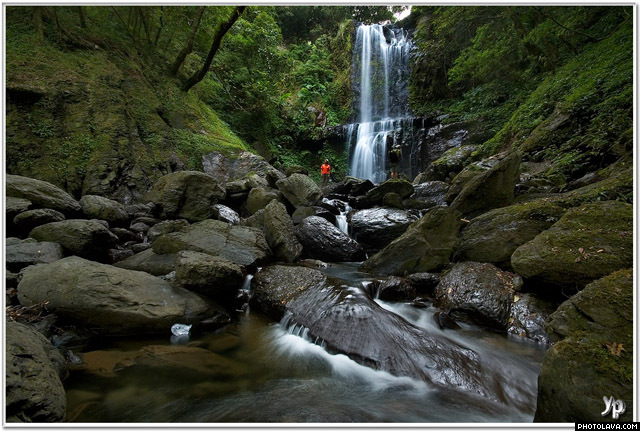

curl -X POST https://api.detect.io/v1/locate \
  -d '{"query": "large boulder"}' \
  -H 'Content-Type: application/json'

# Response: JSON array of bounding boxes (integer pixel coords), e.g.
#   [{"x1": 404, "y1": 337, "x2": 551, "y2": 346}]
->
[
  {"x1": 6, "y1": 321, "x2": 67, "y2": 422},
  {"x1": 143, "y1": 171, "x2": 225, "y2": 222},
  {"x1": 430, "y1": 145, "x2": 477, "y2": 180},
  {"x1": 275, "y1": 173, "x2": 322, "y2": 208},
  {"x1": 356, "y1": 179, "x2": 414, "y2": 208},
  {"x1": 295, "y1": 216, "x2": 365, "y2": 262},
  {"x1": 361, "y1": 207, "x2": 463, "y2": 276},
  {"x1": 250, "y1": 265, "x2": 527, "y2": 404},
  {"x1": 511, "y1": 200, "x2": 632, "y2": 289},
  {"x1": 202, "y1": 150, "x2": 284, "y2": 184},
  {"x1": 152, "y1": 219, "x2": 270, "y2": 270},
  {"x1": 403, "y1": 181, "x2": 449, "y2": 210},
  {"x1": 146, "y1": 219, "x2": 190, "y2": 242},
  {"x1": 6, "y1": 174, "x2": 81, "y2": 216},
  {"x1": 534, "y1": 269, "x2": 633, "y2": 422},
  {"x1": 246, "y1": 187, "x2": 284, "y2": 215},
  {"x1": 113, "y1": 248, "x2": 176, "y2": 276},
  {"x1": 454, "y1": 200, "x2": 566, "y2": 269},
  {"x1": 450, "y1": 152, "x2": 521, "y2": 216},
  {"x1": 261, "y1": 200, "x2": 303, "y2": 263},
  {"x1": 434, "y1": 262, "x2": 521, "y2": 330},
  {"x1": 13, "y1": 209, "x2": 66, "y2": 236},
  {"x1": 348, "y1": 208, "x2": 419, "y2": 253},
  {"x1": 17, "y1": 256, "x2": 218, "y2": 335},
  {"x1": 175, "y1": 251, "x2": 244, "y2": 303},
  {"x1": 6, "y1": 240, "x2": 65, "y2": 272},
  {"x1": 29, "y1": 219, "x2": 118, "y2": 261},
  {"x1": 79, "y1": 195, "x2": 130, "y2": 227}
]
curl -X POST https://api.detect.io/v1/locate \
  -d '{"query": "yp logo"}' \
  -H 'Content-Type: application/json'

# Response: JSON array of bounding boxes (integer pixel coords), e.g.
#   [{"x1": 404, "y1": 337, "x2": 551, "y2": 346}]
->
[{"x1": 601, "y1": 396, "x2": 626, "y2": 420}]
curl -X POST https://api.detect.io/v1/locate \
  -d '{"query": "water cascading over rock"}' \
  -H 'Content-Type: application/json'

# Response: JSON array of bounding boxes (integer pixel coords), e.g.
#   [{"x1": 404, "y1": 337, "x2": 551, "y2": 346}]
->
[{"x1": 348, "y1": 24, "x2": 412, "y2": 184}]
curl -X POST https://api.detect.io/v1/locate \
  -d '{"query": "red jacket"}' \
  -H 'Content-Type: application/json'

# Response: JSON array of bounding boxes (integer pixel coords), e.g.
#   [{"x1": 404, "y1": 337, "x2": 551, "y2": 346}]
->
[{"x1": 321, "y1": 164, "x2": 331, "y2": 175}]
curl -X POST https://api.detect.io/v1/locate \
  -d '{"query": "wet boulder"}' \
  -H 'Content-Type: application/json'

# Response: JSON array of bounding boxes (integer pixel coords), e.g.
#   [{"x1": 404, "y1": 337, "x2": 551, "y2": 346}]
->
[
  {"x1": 450, "y1": 152, "x2": 521, "y2": 217},
  {"x1": 295, "y1": 216, "x2": 366, "y2": 262},
  {"x1": 534, "y1": 269, "x2": 633, "y2": 422},
  {"x1": 361, "y1": 207, "x2": 463, "y2": 276},
  {"x1": 114, "y1": 248, "x2": 176, "y2": 276},
  {"x1": 511, "y1": 201, "x2": 632, "y2": 289},
  {"x1": 152, "y1": 219, "x2": 270, "y2": 270},
  {"x1": 406, "y1": 272, "x2": 441, "y2": 296},
  {"x1": 6, "y1": 239, "x2": 64, "y2": 272},
  {"x1": 6, "y1": 174, "x2": 81, "y2": 217},
  {"x1": 349, "y1": 208, "x2": 419, "y2": 254},
  {"x1": 6, "y1": 321, "x2": 67, "y2": 423},
  {"x1": 372, "y1": 276, "x2": 416, "y2": 301},
  {"x1": 175, "y1": 251, "x2": 244, "y2": 304},
  {"x1": 212, "y1": 204, "x2": 240, "y2": 225},
  {"x1": 143, "y1": 171, "x2": 226, "y2": 222},
  {"x1": 246, "y1": 187, "x2": 284, "y2": 215},
  {"x1": 276, "y1": 173, "x2": 322, "y2": 208},
  {"x1": 13, "y1": 209, "x2": 66, "y2": 236},
  {"x1": 433, "y1": 311, "x2": 461, "y2": 330},
  {"x1": 291, "y1": 206, "x2": 335, "y2": 225},
  {"x1": 79, "y1": 195, "x2": 130, "y2": 227},
  {"x1": 403, "y1": 181, "x2": 448, "y2": 210},
  {"x1": 29, "y1": 219, "x2": 118, "y2": 262},
  {"x1": 356, "y1": 179, "x2": 414, "y2": 208},
  {"x1": 434, "y1": 261, "x2": 521, "y2": 330},
  {"x1": 507, "y1": 294, "x2": 554, "y2": 344},
  {"x1": 147, "y1": 219, "x2": 190, "y2": 242},
  {"x1": 18, "y1": 256, "x2": 218, "y2": 335},
  {"x1": 454, "y1": 200, "x2": 566, "y2": 269},
  {"x1": 329, "y1": 176, "x2": 374, "y2": 197}
]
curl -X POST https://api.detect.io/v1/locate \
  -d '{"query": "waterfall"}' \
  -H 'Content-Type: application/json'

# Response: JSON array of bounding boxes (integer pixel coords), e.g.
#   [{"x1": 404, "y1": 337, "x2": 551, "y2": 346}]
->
[{"x1": 348, "y1": 24, "x2": 412, "y2": 184}]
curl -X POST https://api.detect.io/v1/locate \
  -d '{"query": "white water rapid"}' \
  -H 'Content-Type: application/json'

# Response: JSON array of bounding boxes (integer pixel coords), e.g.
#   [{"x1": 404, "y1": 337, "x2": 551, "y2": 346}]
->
[{"x1": 349, "y1": 24, "x2": 412, "y2": 184}]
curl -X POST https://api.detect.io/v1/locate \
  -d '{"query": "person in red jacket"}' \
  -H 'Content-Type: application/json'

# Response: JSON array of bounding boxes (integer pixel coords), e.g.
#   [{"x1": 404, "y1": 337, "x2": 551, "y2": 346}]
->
[{"x1": 321, "y1": 159, "x2": 331, "y2": 187}]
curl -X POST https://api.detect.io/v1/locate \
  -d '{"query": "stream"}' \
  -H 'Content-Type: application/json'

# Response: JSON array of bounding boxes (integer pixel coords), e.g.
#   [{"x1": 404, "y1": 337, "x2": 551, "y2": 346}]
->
[{"x1": 64, "y1": 262, "x2": 545, "y2": 423}]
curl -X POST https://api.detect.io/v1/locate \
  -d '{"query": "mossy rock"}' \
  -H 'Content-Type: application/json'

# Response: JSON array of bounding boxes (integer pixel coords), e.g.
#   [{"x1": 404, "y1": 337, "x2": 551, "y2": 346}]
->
[
  {"x1": 431, "y1": 145, "x2": 477, "y2": 180},
  {"x1": 511, "y1": 200, "x2": 632, "y2": 289},
  {"x1": 454, "y1": 199, "x2": 566, "y2": 269},
  {"x1": 534, "y1": 269, "x2": 633, "y2": 422}
]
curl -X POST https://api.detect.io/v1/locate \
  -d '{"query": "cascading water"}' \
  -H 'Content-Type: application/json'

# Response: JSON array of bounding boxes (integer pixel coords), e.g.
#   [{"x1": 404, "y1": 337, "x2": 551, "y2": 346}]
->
[{"x1": 348, "y1": 24, "x2": 412, "y2": 184}]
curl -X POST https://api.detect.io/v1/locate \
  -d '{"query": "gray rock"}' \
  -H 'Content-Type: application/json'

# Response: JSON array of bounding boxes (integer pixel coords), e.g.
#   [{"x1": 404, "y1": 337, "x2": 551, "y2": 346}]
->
[
  {"x1": 430, "y1": 145, "x2": 477, "y2": 180},
  {"x1": 143, "y1": 171, "x2": 225, "y2": 222},
  {"x1": 406, "y1": 272, "x2": 441, "y2": 296},
  {"x1": 246, "y1": 187, "x2": 284, "y2": 215},
  {"x1": 349, "y1": 208, "x2": 419, "y2": 254},
  {"x1": 153, "y1": 219, "x2": 271, "y2": 270},
  {"x1": 6, "y1": 174, "x2": 81, "y2": 216},
  {"x1": 107, "y1": 248, "x2": 135, "y2": 264},
  {"x1": 508, "y1": 294, "x2": 554, "y2": 344},
  {"x1": 131, "y1": 243, "x2": 152, "y2": 253},
  {"x1": 202, "y1": 151, "x2": 284, "y2": 184},
  {"x1": 361, "y1": 207, "x2": 463, "y2": 276},
  {"x1": 175, "y1": 250, "x2": 244, "y2": 303},
  {"x1": 7, "y1": 196, "x2": 33, "y2": 218},
  {"x1": 13, "y1": 209, "x2": 66, "y2": 235},
  {"x1": 382, "y1": 192, "x2": 404, "y2": 209},
  {"x1": 295, "y1": 216, "x2": 365, "y2": 262},
  {"x1": 276, "y1": 173, "x2": 322, "y2": 208},
  {"x1": 110, "y1": 228, "x2": 138, "y2": 243},
  {"x1": 79, "y1": 195, "x2": 129, "y2": 227},
  {"x1": 114, "y1": 248, "x2": 176, "y2": 276},
  {"x1": 18, "y1": 256, "x2": 216, "y2": 335},
  {"x1": 356, "y1": 179, "x2": 414, "y2": 208},
  {"x1": 147, "y1": 219, "x2": 190, "y2": 242},
  {"x1": 29, "y1": 219, "x2": 118, "y2": 261},
  {"x1": 262, "y1": 200, "x2": 303, "y2": 263},
  {"x1": 404, "y1": 181, "x2": 449, "y2": 210},
  {"x1": 129, "y1": 222, "x2": 150, "y2": 234},
  {"x1": 372, "y1": 276, "x2": 416, "y2": 301},
  {"x1": 212, "y1": 204, "x2": 240, "y2": 225},
  {"x1": 6, "y1": 321, "x2": 66, "y2": 422},
  {"x1": 6, "y1": 240, "x2": 65, "y2": 272},
  {"x1": 434, "y1": 261, "x2": 520, "y2": 330}
]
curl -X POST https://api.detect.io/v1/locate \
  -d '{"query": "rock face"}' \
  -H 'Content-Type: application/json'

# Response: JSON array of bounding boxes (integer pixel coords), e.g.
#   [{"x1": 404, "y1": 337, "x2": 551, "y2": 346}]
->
[
  {"x1": 143, "y1": 171, "x2": 225, "y2": 222},
  {"x1": 454, "y1": 200, "x2": 566, "y2": 269},
  {"x1": 276, "y1": 173, "x2": 322, "y2": 208},
  {"x1": 18, "y1": 256, "x2": 216, "y2": 335},
  {"x1": 534, "y1": 269, "x2": 633, "y2": 422},
  {"x1": 361, "y1": 207, "x2": 462, "y2": 276},
  {"x1": 5, "y1": 240, "x2": 65, "y2": 272},
  {"x1": 6, "y1": 321, "x2": 67, "y2": 422},
  {"x1": 349, "y1": 208, "x2": 419, "y2": 253},
  {"x1": 113, "y1": 248, "x2": 176, "y2": 276},
  {"x1": 511, "y1": 201, "x2": 632, "y2": 289},
  {"x1": 79, "y1": 195, "x2": 130, "y2": 227},
  {"x1": 29, "y1": 219, "x2": 118, "y2": 261},
  {"x1": 175, "y1": 251, "x2": 244, "y2": 303},
  {"x1": 434, "y1": 262, "x2": 520, "y2": 330},
  {"x1": 152, "y1": 219, "x2": 270, "y2": 270},
  {"x1": 6, "y1": 174, "x2": 81, "y2": 216},
  {"x1": 295, "y1": 216, "x2": 365, "y2": 262},
  {"x1": 250, "y1": 265, "x2": 522, "y2": 403},
  {"x1": 450, "y1": 152, "x2": 521, "y2": 216}
]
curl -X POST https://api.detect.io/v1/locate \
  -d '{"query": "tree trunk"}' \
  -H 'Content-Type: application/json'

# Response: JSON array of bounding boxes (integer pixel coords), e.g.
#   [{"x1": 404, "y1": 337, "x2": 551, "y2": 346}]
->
[
  {"x1": 153, "y1": 6, "x2": 164, "y2": 46},
  {"x1": 77, "y1": 6, "x2": 87, "y2": 28},
  {"x1": 170, "y1": 6, "x2": 205, "y2": 75},
  {"x1": 33, "y1": 6, "x2": 44, "y2": 41},
  {"x1": 182, "y1": 6, "x2": 245, "y2": 92}
]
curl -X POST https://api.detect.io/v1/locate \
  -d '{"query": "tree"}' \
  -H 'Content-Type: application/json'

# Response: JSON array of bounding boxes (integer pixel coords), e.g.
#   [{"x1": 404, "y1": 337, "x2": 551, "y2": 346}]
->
[
  {"x1": 182, "y1": 6, "x2": 245, "y2": 91},
  {"x1": 170, "y1": 6, "x2": 205, "y2": 75}
]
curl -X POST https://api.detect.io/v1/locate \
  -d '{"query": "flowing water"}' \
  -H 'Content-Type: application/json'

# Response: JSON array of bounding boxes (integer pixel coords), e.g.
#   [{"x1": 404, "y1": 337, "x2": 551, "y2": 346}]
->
[
  {"x1": 64, "y1": 263, "x2": 545, "y2": 423},
  {"x1": 348, "y1": 24, "x2": 412, "y2": 183}
]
